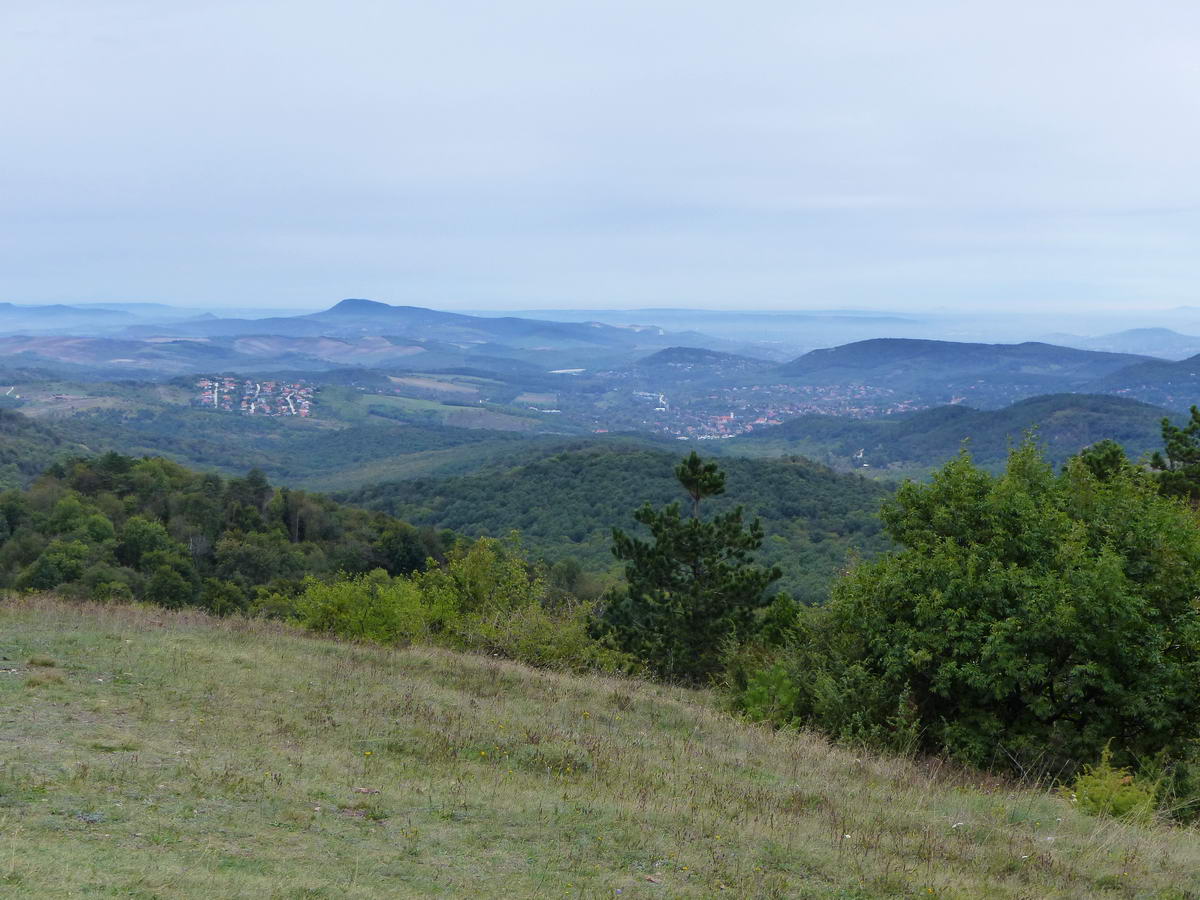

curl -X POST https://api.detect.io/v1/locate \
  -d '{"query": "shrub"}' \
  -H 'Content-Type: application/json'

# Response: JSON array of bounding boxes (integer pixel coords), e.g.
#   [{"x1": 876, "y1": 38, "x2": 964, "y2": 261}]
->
[
  {"x1": 1067, "y1": 745, "x2": 1158, "y2": 823},
  {"x1": 732, "y1": 442, "x2": 1200, "y2": 775},
  {"x1": 292, "y1": 538, "x2": 632, "y2": 672},
  {"x1": 738, "y1": 663, "x2": 801, "y2": 724},
  {"x1": 460, "y1": 597, "x2": 633, "y2": 673},
  {"x1": 294, "y1": 570, "x2": 428, "y2": 644}
]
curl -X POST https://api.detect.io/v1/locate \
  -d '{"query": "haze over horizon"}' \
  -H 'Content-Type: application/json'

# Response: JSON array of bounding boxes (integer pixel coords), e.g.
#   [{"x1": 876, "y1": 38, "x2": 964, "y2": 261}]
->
[{"x1": 4, "y1": 1, "x2": 1199, "y2": 312}]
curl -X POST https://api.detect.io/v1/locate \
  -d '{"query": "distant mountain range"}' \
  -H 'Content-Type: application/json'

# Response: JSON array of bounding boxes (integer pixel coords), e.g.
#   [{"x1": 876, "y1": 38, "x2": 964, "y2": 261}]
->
[
  {"x1": 124, "y1": 298, "x2": 726, "y2": 351},
  {"x1": 484, "y1": 307, "x2": 927, "y2": 351},
  {"x1": 3, "y1": 303, "x2": 1200, "y2": 423},
  {"x1": 778, "y1": 338, "x2": 1149, "y2": 383},
  {"x1": 0, "y1": 303, "x2": 135, "y2": 334},
  {"x1": 1041, "y1": 328, "x2": 1200, "y2": 360},
  {"x1": 0, "y1": 300, "x2": 751, "y2": 378},
  {"x1": 773, "y1": 338, "x2": 1165, "y2": 408}
]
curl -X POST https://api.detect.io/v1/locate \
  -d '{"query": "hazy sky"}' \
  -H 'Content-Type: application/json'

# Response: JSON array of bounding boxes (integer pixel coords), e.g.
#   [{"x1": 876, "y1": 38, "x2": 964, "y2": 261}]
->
[{"x1": 4, "y1": 1, "x2": 1199, "y2": 311}]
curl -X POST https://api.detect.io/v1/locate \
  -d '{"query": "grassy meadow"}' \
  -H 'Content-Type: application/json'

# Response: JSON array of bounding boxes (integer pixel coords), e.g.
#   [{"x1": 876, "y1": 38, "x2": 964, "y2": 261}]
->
[{"x1": 2, "y1": 595, "x2": 1199, "y2": 898}]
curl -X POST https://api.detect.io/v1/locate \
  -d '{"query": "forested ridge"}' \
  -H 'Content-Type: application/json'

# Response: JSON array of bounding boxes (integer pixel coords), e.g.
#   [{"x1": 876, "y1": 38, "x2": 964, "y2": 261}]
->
[
  {"x1": 732, "y1": 393, "x2": 1172, "y2": 473},
  {"x1": 345, "y1": 443, "x2": 892, "y2": 603}
]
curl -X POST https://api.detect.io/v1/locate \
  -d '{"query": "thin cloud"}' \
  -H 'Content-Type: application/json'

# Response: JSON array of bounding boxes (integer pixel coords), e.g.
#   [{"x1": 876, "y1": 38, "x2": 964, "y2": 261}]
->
[{"x1": 1, "y1": 1, "x2": 1198, "y2": 310}]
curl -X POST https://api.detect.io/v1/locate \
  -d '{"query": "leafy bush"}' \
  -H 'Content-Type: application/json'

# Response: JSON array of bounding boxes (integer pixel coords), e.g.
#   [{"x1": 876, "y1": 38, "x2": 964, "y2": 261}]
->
[
  {"x1": 1066, "y1": 745, "x2": 1158, "y2": 823},
  {"x1": 732, "y1": 442, "x2": 1200, "y2": 777},
  {"x1": 294, "y1": 536, "x2": 632, "y2": 672},
  {"x1": 737, "y1": 663, "x2": 801, "y2": 724},
  {"x1": 295, "y1": 570, "x2": 428, "y2": 644},
  {"x1": 460, "y1": 599, "x2": 630, "y2": 673}
]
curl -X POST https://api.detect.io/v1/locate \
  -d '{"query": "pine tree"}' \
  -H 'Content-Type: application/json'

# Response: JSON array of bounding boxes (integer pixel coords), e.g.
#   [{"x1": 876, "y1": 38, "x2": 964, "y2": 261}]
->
[
  {"x1": 596, "y1": 452, "x2": 781, "y2": 682},
  {"x1": 1151, "y1": 406, "x2": 1200, "y2": 502}
]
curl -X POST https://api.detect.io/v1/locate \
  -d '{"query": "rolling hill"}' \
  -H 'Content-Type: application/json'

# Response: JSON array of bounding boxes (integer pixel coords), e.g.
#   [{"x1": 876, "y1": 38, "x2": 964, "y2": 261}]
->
[
  {"x1": 777, "y1": 339, "x2": 1152, "y2": 408},
  {"x1": 1087, "y1": 353, "x2": 1200, "y2": 410},
  {"x1": 732, "y1": 394, "x2": 1174, "y2": 474},
  {"x1": 1045, "y1": 327, "x2": 1200, "y2": 360},
  {"x1": 344, "y1": 444, "x2": 892, "y2": 603},
  {"x1": 0, "y1": 301, "x2": 748, "y2": 380}
]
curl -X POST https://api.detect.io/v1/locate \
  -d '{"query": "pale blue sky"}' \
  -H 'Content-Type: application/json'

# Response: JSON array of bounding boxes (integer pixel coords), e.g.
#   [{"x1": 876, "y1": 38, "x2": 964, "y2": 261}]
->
[{"x1": 3, "y1": 1, "x2": 1199, "y2": 311}]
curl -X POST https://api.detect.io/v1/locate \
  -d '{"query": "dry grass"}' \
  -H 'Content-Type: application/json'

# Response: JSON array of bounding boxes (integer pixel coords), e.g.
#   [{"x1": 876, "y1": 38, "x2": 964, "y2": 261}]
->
[{"x1": 1, "y1": 594, "x2": 1198, "y2": 898}]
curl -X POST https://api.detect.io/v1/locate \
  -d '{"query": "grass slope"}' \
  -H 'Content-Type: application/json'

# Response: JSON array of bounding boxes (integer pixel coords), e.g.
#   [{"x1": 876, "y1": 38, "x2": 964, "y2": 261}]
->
[{"x1": 4, "y1": 597, "x2": 1198, "y2": 898}]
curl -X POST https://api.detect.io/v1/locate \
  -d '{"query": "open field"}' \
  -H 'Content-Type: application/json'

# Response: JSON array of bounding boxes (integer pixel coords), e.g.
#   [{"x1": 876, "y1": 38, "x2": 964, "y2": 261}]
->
[
  {"x1": 3, "y1": 597, "x2": 1199, "y2": 897},
  {"x1": 317, "y1": 387, "x2": 544, "y2": 433},
  {"x1": 388, "y1": 375, "x2": 481, "y2": 396},
  {"x1": 4, "y1": 381, "x2": 190, "y2": 419},
  {"x1": 516, "y1": 392, "x2": 558, "y2": 406}
]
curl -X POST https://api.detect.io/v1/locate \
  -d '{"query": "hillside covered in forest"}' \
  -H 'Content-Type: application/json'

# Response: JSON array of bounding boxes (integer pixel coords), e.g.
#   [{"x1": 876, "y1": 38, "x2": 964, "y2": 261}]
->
[
  {"x1": 731, "y1": 393, "x2": 1174, "y2": 474},
  {"x1": 345, "y1": 444, "x2": 892, "y2": 603}
]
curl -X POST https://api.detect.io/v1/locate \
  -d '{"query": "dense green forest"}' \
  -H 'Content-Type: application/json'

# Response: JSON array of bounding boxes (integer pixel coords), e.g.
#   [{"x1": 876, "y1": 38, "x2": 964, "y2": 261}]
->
[
  {"x1": 345, "y1": 444, "x2": 892, "y2": 604},
  {"x1": 0, "y1": 409, "x2": 89, "y2": 490},
  {"x1": 0, "y1": 453, "x2": 450, "y2": 612}
]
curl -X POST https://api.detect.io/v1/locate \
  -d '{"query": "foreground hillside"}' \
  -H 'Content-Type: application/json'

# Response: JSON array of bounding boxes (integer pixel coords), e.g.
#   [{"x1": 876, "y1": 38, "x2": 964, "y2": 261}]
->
[{"x1": 4, "y1": 597, "x2": 1199, "y2": 898}]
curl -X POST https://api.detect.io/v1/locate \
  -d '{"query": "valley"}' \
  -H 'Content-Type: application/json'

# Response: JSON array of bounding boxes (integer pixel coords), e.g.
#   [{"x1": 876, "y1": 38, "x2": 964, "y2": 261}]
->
[
  {"x1": 0, "y1": 298, "x2": 1196, "y2": 607},
  {"x1": 1, "y1": 299, "x2": 1195, "y2": 449}
]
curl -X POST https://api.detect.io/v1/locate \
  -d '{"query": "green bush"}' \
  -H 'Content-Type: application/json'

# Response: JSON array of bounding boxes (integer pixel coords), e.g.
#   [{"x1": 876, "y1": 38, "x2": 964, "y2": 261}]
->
[
  {"x1": 738, "y1": 663, "x2": 801, "y2": 724},
  {"x1": 293, "y1": 537, "x2": 633, "y2": 672},
  {"x1": 1066, "y1": 746, "x2": 1158, "y2": 823},
  {"x1": 461, "y1": 598, "x2": 632, "y2": 673},
  {"x1": 295, "y1": 569, "x2": 428, "y2": 644},
  {"x1": 731, "y1": 442, "x2": 1200, "y2": 776}
]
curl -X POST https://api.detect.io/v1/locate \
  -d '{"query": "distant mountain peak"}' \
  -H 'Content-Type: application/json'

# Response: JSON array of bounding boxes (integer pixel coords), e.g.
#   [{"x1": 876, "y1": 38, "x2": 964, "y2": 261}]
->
[{"x1": 326, "y1": 298, "x2": 392, "y2": 314}]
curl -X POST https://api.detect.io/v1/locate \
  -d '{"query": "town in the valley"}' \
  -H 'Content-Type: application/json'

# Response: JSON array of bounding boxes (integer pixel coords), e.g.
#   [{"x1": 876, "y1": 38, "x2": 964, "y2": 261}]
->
[{"x1": 194, "y1": 377, "x2": 315, "y2": 417}]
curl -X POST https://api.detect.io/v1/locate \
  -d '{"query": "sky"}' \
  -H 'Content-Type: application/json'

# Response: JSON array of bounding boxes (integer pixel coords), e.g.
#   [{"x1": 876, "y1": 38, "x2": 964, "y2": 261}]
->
[{"x1": 3, "y1": 1, "x2": 1200, "y2": 312}]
